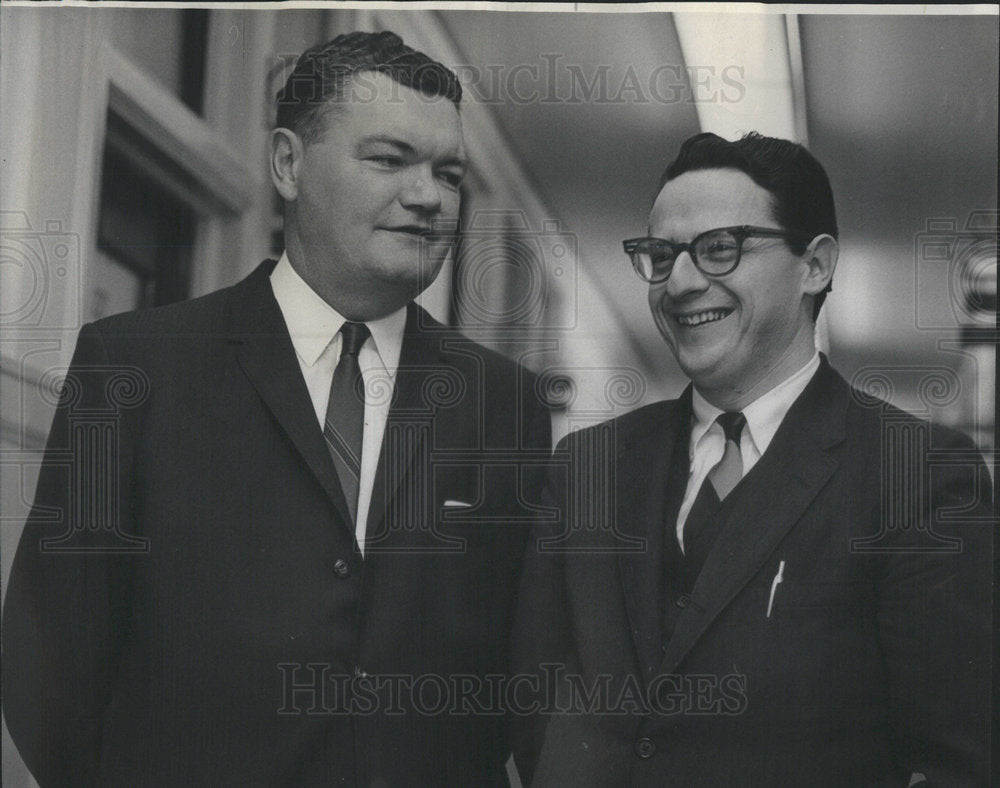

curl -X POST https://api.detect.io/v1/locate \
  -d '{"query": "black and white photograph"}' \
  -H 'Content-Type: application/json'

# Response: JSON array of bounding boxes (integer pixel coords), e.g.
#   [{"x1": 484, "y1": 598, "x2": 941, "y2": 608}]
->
[{"x1": 1, "y1": 2, "x2": 996, "y2": 786}]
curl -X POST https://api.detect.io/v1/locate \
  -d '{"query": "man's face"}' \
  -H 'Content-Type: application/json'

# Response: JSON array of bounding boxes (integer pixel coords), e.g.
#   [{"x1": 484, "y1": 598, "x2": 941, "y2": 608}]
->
[
  {"x1": 647, "y1": 168, "x2": 816, "y2": 402},
  {"x1": 288, "y1": 71, "x2": 465, "y2": 316}
]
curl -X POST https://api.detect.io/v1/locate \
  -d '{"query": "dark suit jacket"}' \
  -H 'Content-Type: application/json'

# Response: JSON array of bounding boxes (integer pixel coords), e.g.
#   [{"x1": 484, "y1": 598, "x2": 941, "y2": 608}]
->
[
  {"x1": 513, "y1": 358, "x2": 992, "y2": 786},
  {"x1": 3, "y1": 260, "x2": 551, "y2": 786}
]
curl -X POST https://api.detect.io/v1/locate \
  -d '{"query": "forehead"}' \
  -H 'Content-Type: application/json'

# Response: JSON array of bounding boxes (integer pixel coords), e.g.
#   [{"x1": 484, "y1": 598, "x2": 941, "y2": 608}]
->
[
  {"x1": 320, "y1": 71, "x2": 463, "y2": 156},
  {"x1": 649, "y1": 168, "x2": 775, "y2": 236}
]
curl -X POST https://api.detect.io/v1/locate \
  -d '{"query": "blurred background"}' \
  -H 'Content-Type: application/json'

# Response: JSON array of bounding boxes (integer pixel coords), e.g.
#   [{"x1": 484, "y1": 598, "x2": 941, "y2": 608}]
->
[{"x1": 1, "y1": 6, "x2": 996, "y2": 785}]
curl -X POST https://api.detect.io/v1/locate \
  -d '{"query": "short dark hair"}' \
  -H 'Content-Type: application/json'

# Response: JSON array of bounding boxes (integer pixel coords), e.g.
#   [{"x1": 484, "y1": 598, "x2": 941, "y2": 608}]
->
[
  {"x1": 659, "y1": 132, "x2": 838, "y2": 320},
  {"x1": 275, "y1": 31, "x2": 462, "y2": 145}
]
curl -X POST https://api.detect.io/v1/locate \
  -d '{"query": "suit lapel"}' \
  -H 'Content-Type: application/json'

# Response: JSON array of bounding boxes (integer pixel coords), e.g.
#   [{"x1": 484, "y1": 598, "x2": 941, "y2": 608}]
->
[
  {"x1": 364, "y1": 304, "x2": 444, "y2": 545},
  {"x1": 659, "y1": 360, "x2": 848, "y2": 675},
  {"x1": 227, "y1": 261, "x2": 354, "y2": 532},
  {"x1": 616, "y1": 392, "x2": 691, "y2": 679}
]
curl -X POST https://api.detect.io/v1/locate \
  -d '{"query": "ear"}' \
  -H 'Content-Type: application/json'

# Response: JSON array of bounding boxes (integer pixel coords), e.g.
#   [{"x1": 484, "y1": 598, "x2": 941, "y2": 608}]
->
[
  {"x1": 801, "y1": 233, "x2": 838, "y2": 297},
  {"x1": 270, "y1": 128, "x2": 304, "y2": 201}
]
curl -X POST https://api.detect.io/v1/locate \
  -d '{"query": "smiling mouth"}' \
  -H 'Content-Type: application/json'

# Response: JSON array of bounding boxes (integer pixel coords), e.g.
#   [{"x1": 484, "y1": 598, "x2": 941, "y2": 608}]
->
[
  {"x1": 674, "y1": 308, "x2": 734, "y2": 327},
  {"x1": 385, "y1": 225, "x2": 432, "y2": 237}
]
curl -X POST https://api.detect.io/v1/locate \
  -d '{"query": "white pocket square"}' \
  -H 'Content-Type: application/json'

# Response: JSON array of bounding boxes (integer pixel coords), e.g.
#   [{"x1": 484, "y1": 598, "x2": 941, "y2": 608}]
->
[{"x1": 442, "y1": 499, "x2": 473, "y2": 509}]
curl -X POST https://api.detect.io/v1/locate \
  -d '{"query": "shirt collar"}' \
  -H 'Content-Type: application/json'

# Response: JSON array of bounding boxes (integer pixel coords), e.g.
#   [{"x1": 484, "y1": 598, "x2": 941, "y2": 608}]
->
[
  {"x1": 690, "y1": 352, "x2": 820, "y2": 456},
  {"x1": 269, "y1": 252, "x2": 407, "y2": 376}
]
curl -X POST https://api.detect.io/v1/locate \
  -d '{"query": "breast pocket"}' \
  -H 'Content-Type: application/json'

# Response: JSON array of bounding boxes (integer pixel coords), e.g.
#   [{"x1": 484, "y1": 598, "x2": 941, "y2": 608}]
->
[{"x1": 772, "y1": 580, "x2": 860, "y2": 612}]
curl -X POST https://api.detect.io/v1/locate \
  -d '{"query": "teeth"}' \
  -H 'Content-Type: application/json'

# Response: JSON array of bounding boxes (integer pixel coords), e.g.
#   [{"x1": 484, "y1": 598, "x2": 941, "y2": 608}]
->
[{"x1": 676, "y1": 310, "x2": 729, "y2": 326}]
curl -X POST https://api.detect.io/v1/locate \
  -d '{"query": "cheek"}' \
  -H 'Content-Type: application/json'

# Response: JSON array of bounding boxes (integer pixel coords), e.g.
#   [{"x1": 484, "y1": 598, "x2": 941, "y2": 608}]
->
[
  {"x1": 647, "y1": 285, "x2": 666, "y2": 315},
  {"x1": 741, "y1": 282, "x2": 797, "y2": 341},
  {"x1": 439, "y1": 190, "x2": 461, "y2": 221},
  {"x1": 342, "y1": 172, "x2": 396, "y2": 211},
  {"x1": 647, "y1": 287, "x2": 676, "y2": 340},
  {"x1": 312, "y1": 183, "x2": 361, "y2": 222}
]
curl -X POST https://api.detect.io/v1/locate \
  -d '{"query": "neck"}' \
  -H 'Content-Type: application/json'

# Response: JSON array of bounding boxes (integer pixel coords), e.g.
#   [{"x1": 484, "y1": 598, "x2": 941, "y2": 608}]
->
[{"x1": 284, "y1": 236, "x2": 411, "y2": 322}]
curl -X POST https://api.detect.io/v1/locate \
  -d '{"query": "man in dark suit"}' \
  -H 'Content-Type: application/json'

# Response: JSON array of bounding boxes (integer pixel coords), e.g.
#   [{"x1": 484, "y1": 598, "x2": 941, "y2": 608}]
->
[
  {"x1": 3, "y1": 32, "x2": 550, "y2": 786},
  {"x1": 513, "y1": 132, "x2": 992, "y2": 785}
]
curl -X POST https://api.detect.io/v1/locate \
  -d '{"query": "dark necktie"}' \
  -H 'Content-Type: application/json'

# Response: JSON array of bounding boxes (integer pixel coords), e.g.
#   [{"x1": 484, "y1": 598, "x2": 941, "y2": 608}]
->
[
  {"x1": 324, "y1": 322, "x2": 370, "y2": 526},
  {"x1": 682, "y1": 411, "x2": 746, "y2": 574}
]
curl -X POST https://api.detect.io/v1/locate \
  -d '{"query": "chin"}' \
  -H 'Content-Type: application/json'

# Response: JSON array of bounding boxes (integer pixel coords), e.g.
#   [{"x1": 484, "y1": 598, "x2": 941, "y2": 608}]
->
[
  {"x1": 677, "y1": 353, "x2": 731, "y2": 388},
  {"x1": 389, "y1": 269, "x2": 434, "y2": 293}
]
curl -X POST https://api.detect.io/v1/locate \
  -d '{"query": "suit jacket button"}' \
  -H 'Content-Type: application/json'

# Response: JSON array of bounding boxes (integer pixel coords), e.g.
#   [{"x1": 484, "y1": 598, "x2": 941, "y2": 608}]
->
[
  {"x1": 676, "y1": 594, "x2": 691, "y2": 608},
  {"x1": 333, "y1": 559, "x2": 350, "y2": 578},
  {"x1": 635, "y1": 737, "x2": 655, "y2": 758}
]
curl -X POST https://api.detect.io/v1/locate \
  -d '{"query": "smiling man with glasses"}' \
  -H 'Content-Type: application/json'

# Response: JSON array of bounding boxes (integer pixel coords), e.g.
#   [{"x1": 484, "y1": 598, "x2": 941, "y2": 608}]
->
[{"x1": 513, "y1": 131, "x2": 992, "y2": 786}]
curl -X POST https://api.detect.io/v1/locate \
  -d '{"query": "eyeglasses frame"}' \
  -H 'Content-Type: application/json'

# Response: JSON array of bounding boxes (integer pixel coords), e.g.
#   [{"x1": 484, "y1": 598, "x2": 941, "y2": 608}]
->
[{"x1": 622, "y1": 225, "x2": 812, "y2": 283}]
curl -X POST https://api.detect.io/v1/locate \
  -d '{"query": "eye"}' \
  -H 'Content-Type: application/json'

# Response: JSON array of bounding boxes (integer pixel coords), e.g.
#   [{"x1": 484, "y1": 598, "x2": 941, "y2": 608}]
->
[
  {"x1": 705, "y1": 239, "x2": 738, "y2": 253},
  {"x1": 647, "y1": 244, "x2": 676, "y2": 265},
  {"x1": 367, "y1": 155, "x2": 404, "y2": 168},
  {"x1": 436, "y1": 169, "x2": 464, "y2": 188},
  {"x1": 700, "y1": 234, "x2": 740, "y2": 261}
]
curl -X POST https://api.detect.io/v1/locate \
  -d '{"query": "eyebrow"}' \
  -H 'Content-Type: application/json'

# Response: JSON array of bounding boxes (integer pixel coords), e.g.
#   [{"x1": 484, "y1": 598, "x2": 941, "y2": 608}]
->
[{"x1": 357, "y1": 135, "x2": 467, "y2": 169}]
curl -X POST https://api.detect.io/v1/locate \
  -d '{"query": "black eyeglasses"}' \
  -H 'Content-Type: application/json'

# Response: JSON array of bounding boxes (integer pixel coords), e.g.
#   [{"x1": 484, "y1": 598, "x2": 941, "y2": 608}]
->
[{"x1": 622, "y1": 225, "x2": 809, "y2": 283}]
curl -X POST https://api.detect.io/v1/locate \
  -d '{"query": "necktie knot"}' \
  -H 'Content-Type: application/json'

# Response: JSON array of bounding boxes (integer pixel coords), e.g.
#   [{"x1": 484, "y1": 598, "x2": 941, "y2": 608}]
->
[
  {"x1": 717, "y1": 411, "x2": 746, "y2": 444},
  {"x1": 339, "y1": 322, "x2": 369, "y2": 357}
]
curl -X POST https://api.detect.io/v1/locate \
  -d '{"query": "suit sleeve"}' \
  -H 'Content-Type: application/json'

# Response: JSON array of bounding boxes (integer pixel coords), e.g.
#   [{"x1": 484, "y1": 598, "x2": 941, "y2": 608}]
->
[
  {"x1": 2, "y1": 322, "x2": 138, "y2": 787},
  {"x1": 510, "y1": 431, "x2": 575, "y2": 786},
  {"x1": 873, "y1": 423, "x2": 993, "y2": 784}
]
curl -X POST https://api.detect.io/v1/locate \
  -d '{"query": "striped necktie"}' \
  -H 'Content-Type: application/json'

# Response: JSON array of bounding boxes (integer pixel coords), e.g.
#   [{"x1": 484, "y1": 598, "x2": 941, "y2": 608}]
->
[{"x1": 324, "y1": 322, "x2": 370, "y2": 526}]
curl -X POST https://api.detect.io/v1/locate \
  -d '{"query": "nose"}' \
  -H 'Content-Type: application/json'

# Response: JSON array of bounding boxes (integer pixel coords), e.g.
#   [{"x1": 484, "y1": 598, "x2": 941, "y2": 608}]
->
[
  {"x1": 399, "y1": 164, "x2": 442, "y2": 214},
  {"x1": 664, "y1": 250, "x2": 709, "y2": 299}
]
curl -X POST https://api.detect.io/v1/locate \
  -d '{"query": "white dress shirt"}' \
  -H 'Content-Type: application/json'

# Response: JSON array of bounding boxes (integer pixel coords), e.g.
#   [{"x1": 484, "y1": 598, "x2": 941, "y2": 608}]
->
[
  {"x1": 676, "y1": 353, "x2": 821, "y2": 552},
  {"x1": 270, "y1": 253, "x2": 406, "y2": 554}
]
